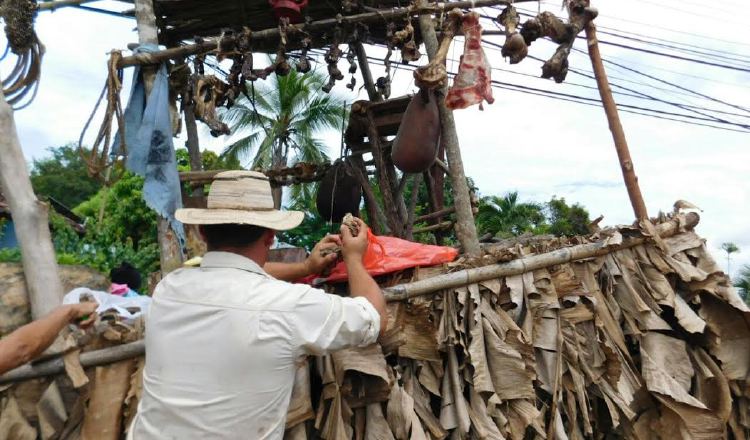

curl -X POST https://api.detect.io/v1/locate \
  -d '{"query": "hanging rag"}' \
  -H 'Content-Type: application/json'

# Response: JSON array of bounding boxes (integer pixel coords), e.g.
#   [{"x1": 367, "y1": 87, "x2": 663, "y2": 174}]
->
[{"x1": 112, "y1": 44, "x2": 185, "y2": 245}]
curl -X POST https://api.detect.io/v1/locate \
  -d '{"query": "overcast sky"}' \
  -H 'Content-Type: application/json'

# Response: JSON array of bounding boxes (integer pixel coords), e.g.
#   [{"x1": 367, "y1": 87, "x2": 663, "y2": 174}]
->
[{"x1": 7, "y1": 0, "x2": 750, "y2": 276}]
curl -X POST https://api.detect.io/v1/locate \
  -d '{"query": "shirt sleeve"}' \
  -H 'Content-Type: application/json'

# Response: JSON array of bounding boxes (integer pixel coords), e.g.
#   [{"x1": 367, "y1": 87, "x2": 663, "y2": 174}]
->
[{"x1": 292, "y1": 287, "x2": 380, "y2": 356}]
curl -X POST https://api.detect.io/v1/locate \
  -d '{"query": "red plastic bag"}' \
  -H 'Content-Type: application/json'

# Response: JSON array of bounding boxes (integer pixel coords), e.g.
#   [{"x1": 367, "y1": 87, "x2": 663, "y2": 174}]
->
[{"x1": 301, "y1": 230, "x2": 458, "y2": 284}]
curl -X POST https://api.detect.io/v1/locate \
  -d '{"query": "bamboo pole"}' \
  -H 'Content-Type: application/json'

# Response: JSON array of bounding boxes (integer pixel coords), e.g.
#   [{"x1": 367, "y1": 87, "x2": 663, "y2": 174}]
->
[
  {"x1": 0, "y1": 213, "x2": 699, "y2": 384},
  {"x1": 585, "y1": 21, "x2": 649, "y2": 221},
  {"x1": 384, "y1": 212, "x2": 699, "y2": 301},
  {"x1": 0, "y1": 341, "x2": 145, "y2": 384},
  {"x1": 0, "y1": 92, "x2": 64, "y2": 319},
  {"x1": 416, "y1": 0, "x2": 481, "y2": 256},
  {"x1": 117, "y1": 0, "x2": 519, "y2": 68}
]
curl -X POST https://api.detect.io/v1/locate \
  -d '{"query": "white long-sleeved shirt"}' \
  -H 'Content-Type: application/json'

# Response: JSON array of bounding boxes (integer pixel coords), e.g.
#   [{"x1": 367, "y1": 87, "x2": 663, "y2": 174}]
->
[{"x1": 128, "y1": 251, "x2": 380, "y2": 439}]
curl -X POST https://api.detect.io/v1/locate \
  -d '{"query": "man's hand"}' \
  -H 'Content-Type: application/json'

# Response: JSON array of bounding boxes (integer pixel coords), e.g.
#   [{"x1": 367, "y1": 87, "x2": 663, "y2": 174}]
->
[
  {"x1": 341, "y1": 217, "x2": 369, "y2": 263},
  {"x1": 65, "y1": 303, "x2": 98, "y2": 329},
  {"x1": 305, "y1": 234, "x2": 343, "y2": 275}
]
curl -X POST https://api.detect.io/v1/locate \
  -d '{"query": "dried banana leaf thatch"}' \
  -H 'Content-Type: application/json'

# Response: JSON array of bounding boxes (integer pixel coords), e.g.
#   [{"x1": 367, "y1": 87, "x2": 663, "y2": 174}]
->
[{"x1": 1, "y1": 214, "x2": 748, "y2": 439}]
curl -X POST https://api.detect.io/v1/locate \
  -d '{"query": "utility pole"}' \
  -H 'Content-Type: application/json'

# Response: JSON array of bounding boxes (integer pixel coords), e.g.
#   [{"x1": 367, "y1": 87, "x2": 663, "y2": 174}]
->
[{"x1": 585, "y1": 20, "x2": 649, "y2": 221}]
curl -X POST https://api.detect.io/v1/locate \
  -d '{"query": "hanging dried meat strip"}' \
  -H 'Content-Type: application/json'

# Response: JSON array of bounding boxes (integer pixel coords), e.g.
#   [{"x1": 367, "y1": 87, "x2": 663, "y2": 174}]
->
[{"x1": 445, "y1": 12, "x2": 494, "y2": 110}]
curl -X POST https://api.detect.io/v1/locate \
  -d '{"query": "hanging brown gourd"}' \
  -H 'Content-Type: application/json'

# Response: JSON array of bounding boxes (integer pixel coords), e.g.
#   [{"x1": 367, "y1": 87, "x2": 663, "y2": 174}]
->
[
  {"x1": 391, "y1": 88, "x2": 440, "y2": 173},
  {"x1": 316, "y1": 159, "x2": 362, "y2": 223}
]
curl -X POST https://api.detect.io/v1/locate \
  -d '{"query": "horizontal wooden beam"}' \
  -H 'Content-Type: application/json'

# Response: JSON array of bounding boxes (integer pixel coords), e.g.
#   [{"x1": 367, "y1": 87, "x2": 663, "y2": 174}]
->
[
  {"x1": 412, "y1": 221, "x2": 454, "y2": 235},
  {"x1": 415, "y1": 206, "x2": 457, "y2": 223},
  {"x1": 118, "y1": 0, "x2": 515, "y2": 67}
]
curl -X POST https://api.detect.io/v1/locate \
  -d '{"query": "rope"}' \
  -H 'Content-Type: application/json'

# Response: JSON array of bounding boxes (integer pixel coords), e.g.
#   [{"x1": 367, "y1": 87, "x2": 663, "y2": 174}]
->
[
  {"x1": 78, "y1": 50, "x2": 126, "y2": 183},
  {"x1": 0, "y1": 0, "x2": 45, "y2": 109}
]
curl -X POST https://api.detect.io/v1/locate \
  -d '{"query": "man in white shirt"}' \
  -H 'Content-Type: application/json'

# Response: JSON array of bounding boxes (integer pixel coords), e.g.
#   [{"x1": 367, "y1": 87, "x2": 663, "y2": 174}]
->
[{"x1": 128, "y1": 170, "x2": 387, "y2": 439}]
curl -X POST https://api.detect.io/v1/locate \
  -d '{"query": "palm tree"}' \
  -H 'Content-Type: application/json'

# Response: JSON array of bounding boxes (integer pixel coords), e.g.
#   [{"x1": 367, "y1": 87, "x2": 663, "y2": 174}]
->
[
  {"x1": 735, "y1": 264, "x2": 750, "y2": 303},
  {"x1": 476, "y1": 192, "x2": 546, "y2": 238},
  {"x1": 220, "y1": 69, "x2": 347, "y2": 207},
  {"x1": 721, "y1": 242, "x2": 740, "y2": 275}
]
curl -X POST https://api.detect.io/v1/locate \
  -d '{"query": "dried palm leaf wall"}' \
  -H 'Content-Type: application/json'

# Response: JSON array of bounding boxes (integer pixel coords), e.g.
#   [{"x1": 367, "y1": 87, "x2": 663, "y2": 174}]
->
[{"x1": 1, "y1": 214, "x2": 748, "y2": 439}]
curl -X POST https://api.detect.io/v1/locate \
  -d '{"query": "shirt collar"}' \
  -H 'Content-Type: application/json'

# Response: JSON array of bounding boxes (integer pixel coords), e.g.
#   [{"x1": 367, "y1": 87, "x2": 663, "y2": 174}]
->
[{"x1": 199, "y1": 251, "x2": 268, "y2": 277}]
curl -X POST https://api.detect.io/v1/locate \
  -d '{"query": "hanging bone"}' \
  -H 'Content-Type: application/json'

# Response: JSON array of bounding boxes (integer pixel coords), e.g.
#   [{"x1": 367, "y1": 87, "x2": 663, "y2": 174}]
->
[
  {"x1": 322, "y1": 43, "x2": 344, "y2": 93},
  {"x1": 191, "y1": 75, "x2": 231, "y2": 137},
  {"x1": 413, "y1": 9, "x2": 463, "y2": 90},
  {"x1": 391, "y1": 22, "x2": 421, "y2": 63},
  {"x1": 519, "y1": 0, "x2": 597, "y2": 83},
  {"x1": 498, "y1": 6, "x2": 528, "y2": 64},
  {"x1": 296, "y1": 36, "x2": 312, "y2": 73}
]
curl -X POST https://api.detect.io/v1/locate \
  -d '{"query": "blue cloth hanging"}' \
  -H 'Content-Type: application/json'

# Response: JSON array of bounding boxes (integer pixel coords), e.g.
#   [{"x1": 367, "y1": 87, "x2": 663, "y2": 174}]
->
[{"x1": 113, "y1": 45, "x2": 185, "y2": 246}]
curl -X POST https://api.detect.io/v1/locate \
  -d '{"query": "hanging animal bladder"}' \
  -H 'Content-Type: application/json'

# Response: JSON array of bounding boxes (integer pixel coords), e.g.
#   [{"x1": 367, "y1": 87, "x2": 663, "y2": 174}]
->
[{"x1": 391, "y1": 89, "x2": 441, "y2": 174}]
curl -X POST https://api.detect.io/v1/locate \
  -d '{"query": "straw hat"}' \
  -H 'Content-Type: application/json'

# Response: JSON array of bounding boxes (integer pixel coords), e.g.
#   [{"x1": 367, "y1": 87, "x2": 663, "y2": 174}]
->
[{"x1": 175, "y1": 170, "x2": 304, "y2": 231}]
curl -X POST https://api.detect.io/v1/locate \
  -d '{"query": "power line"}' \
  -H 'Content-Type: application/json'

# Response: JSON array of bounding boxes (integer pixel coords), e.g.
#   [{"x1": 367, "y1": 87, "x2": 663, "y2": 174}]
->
[
  {"x1": 499, "y1": 10, "x2": 750, "y2": 73},
  {"x1": 361, "y1": 54, "x2": 749, "y2": 134},
  {"x1": 570, "y1": 47, "x2": 750, "y2": 115},
  {"x1": 512, "y1": 4, "x2": 750, "y2": 48},
  {"x1": 593, "y1": 29, "x2": 750, "y2": 68},
  {"x1": 478, "y1": 39, "x2": 750, "y2": 121}
]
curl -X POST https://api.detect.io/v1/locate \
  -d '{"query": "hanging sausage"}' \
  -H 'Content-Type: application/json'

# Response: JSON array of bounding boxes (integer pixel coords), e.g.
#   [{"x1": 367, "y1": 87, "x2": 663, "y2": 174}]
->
[
  {"x1": 316, "y1": 159, "x2": 362, "y2": 223},
  {"x1": 391, "y1": 88, "x2": 440, "y2": 173}
]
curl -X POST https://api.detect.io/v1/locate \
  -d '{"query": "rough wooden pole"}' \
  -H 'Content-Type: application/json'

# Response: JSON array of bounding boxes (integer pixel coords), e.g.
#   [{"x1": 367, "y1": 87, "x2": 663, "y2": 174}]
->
[
  {"x1": 135, "y1": 0, "x2": 184, "y2": 274},
  {"x1": 0, "y1": 92, "x2": 64, "y2": 319},
  {"x1": 416, "y1": 3, "x2": 481, "y2": 255},
  {"x1": 585, "y1": 22, "x2": 648, "y2": 221}
]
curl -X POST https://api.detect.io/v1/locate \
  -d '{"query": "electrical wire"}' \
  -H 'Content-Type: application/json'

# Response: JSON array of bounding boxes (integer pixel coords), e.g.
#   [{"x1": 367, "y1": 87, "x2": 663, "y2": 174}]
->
[{"x1": 361, "y1": 54, "x2": 749, "y2": 134}]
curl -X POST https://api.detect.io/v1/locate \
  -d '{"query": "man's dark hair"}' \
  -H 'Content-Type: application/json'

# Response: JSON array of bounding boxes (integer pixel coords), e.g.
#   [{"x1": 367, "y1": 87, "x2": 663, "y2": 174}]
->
[
  {"x1": 110, "y1": 262, "x2": 142, "y2": 291},
  {"x1": 200, "y1": 224, "x2": 269, "y2": 250}
]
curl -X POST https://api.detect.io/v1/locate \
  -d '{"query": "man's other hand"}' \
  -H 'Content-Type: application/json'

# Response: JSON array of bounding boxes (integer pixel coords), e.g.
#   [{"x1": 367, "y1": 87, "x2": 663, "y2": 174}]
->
[
  {"x1": 66, "y1": 303, "x2": 98, "y2": 328},
  {"x1": 341, "y1": 217, "x2": 368, "y2": 263},
  {"x1": 306, "y1": 234, "x2": 343, "y2": 274}
]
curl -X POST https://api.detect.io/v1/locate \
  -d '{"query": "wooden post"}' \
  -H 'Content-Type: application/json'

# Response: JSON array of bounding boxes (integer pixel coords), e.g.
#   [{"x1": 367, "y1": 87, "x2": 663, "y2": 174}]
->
[
  {"x1": 585, "y1": 22, "x2": 648, "y2": 221},
  {"x1": 0, "y1": 92, "x2": 64, "y2": 319},
  {"x1": 134, "y1": 0, "x2": 184, "y2": 274},
  {"x1": 416, "y1": 3, "x2": 481, "y2": 255}
]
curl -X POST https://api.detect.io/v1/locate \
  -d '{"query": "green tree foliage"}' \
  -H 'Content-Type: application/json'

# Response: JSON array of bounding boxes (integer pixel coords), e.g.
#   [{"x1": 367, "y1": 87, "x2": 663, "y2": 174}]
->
[
  {"x1": 174, "y1": 148, "x2": 242, "y2": 172},
  {"x1": 475, "y1": 193, "x2": 591, "y2": 238},
  {"x1": 30, "y1": 144, "x2": 101, "y2": 208},
  {"x1": 476, "y1": 192, "x2": 546, "y2": 238},
  {"x1": 45, "y1": 173, "x2": 161, "y2": 289},
  {"x1": 277, "y1": 183, "x2": 333, "y2": 251},
  {"x1": 544, "y1": 197, "x2": 591, "y2": 237},
  {"x1": 735, "y1": 264, "x2": 750, "y2": 303}
]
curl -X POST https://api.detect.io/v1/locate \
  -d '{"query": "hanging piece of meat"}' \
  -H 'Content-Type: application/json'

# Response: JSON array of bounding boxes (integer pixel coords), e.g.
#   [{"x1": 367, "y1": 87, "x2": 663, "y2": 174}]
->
[
  {"x1": 391, "y1": 88, "x2": 440, "y2": 173},
  {"x1": 445, "y1": 12, "x2": 494, "y2": 110}
]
